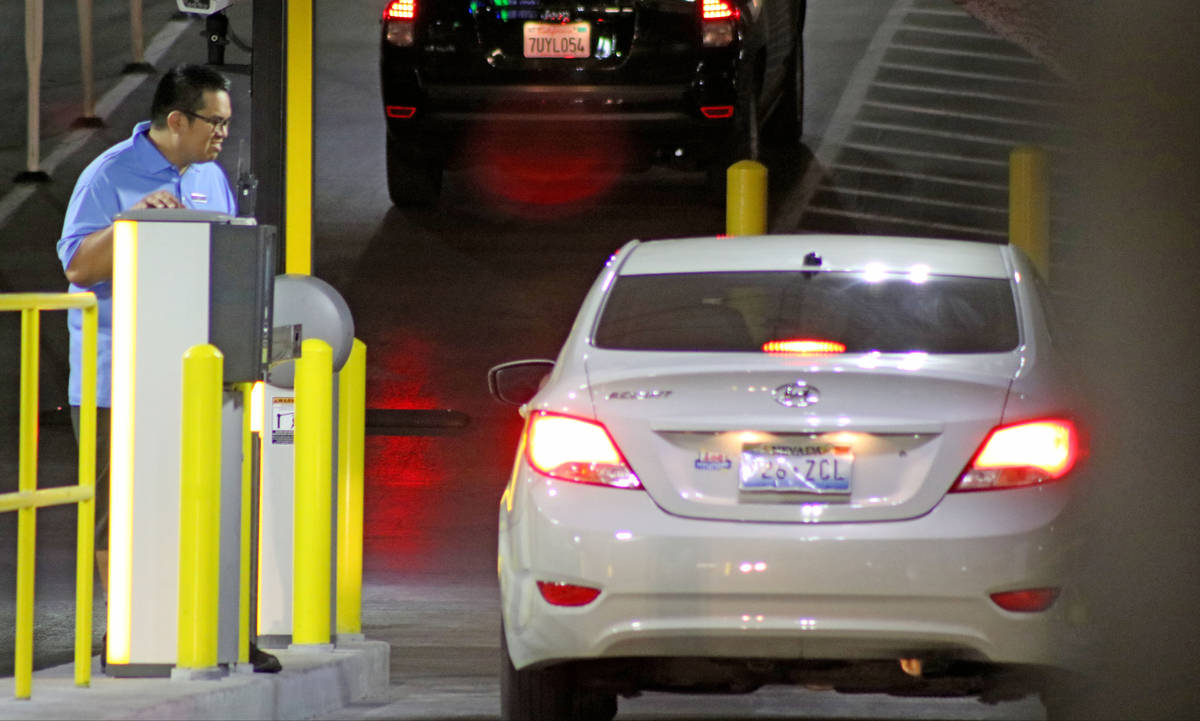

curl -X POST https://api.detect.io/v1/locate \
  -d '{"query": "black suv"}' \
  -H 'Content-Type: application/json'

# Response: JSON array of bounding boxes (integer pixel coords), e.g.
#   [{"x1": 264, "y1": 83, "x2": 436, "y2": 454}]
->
[{"x1": 379, "y1": 0, "x2": 806, "y2": 205}]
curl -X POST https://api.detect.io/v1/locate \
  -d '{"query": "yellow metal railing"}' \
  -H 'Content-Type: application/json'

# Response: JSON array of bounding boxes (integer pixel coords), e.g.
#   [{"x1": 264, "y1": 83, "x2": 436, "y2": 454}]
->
[{"x1": 0, "y1": 293, "x2": 98, "y2": 699}]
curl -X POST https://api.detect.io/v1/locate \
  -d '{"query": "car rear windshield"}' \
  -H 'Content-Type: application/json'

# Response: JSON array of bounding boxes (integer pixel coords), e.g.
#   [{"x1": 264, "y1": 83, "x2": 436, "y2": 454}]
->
[{"x1": 593, "y1": 271, "x2": 1019, "y2": 353}]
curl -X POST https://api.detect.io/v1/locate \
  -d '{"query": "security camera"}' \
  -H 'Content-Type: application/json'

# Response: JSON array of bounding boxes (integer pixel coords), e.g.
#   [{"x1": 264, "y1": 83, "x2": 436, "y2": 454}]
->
[{"x1": 176, "y1": 0, "x2": 246, "y2": 15}]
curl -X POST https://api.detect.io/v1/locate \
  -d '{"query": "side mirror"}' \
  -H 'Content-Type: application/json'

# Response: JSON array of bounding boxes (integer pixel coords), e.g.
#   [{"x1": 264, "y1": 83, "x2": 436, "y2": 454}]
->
[{"x1": 488, "y1": 359, "x2": 555, "y2": 406}]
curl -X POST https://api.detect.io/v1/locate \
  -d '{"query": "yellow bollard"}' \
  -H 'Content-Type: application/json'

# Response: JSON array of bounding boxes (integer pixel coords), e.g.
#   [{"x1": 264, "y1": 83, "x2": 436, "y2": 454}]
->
[
  {"x1": 293, "y1": 338, "x2": 333, "y2": 647},
  {"x1": 176, "y1": 344, "x2": 223, "y2": 673},
  {"x1": 15, "y1": 310, "x2": 40, "y2": 699},
  {"x1": 1009, "y1": 145, "x2": 1050, "y2": 278},
  {"x1": 726, "y1": 160, "x2": 768, "y2": 236},
  {"x1": 337, "y1": 340, "x2": 367, "y2": 637}
]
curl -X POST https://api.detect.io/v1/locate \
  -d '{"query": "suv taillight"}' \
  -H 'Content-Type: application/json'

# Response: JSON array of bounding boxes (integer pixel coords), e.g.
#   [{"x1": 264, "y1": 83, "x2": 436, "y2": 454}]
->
[
  {"x1": 383, "y1": 0, "x2": 416, "y2": 46},
  {"x1": 951, "y1": 419, "x2": 1080, "y2": 492},
  {"x1": 700, "y1": 0, "x2": 737, "y2": 47},
  {"x1": 526, "y1": 412, "x2": 643, "y2": 489}
]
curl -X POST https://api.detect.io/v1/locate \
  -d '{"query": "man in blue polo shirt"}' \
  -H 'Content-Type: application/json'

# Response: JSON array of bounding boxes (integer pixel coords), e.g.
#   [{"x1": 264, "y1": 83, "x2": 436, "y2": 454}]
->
[
  {"x1": 58, "y1": 61, "x2": 234, "y2": 656},
  {"x1": 58, "y1": 63, "x2": 235, "y2": 556},
  {"x1": 57, "y1": 63, "x2": 281, "y2": 675}
]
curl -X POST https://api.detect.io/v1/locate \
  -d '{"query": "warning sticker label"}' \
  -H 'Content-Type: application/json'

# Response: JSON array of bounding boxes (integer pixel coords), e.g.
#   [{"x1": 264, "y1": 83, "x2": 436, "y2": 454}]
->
[{"x1": 271, "y1": 397, "x2": 295, "y2": 445}]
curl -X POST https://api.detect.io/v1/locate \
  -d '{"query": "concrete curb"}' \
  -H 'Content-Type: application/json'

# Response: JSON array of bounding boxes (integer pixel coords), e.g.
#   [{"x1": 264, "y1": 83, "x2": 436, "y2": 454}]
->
[{"x1": 0, "y1": 640, "x2": 389, "y2": 720}]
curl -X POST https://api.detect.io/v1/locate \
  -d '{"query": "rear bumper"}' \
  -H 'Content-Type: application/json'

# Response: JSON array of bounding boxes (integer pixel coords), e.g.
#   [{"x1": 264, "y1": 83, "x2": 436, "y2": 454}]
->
[
  {"x1": 383, "y1": 80, "x2": 736, "y2": 165},
  {"x1": 498, "y1": 469, "x2": 1087, "y2": 673}
]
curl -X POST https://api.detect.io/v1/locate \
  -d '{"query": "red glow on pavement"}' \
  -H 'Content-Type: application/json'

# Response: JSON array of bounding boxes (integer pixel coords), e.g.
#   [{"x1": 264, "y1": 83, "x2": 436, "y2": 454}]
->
[
  {"x1": 371, "y1": 330, "x2": 439, "y2": 410},
  {"x1": 462, "y1": 117, "x2": 630, "y2": 214},
  {"x1": 363, "y1": 329, "x2": 443, "y2": 574},
  {"x1": 363, "y1": 436, "x2": 442, "y2": 574}
]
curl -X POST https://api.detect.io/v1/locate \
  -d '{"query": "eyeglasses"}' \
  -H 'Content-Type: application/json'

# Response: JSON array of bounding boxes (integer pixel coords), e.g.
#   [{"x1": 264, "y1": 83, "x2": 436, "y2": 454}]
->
[{"x1": 178, "y1": 109, "x2": 232, "y2": 132}]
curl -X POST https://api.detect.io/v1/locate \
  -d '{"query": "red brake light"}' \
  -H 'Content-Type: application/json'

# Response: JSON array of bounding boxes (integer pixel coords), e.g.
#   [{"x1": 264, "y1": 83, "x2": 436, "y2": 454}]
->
[
  {"x1": 990, "y1": 587, "x2": 1060, "y2": 613},
  {"x1": 952, "y1": 419, "x2": 1080, "y2": 492},
  {"x1": 386, "y1": 106, "x2": 417, "y2": 119},
  {"x1": 526, "y1": 412, "x2": 642, "y2": 489},
  {"x1": 762, "y1": 339, "x2": 847, "y2": 355},
  {"x1": 537, "y1": 581, "x2": 601, "y2": 607},
  {"x1": 384, "y1": 0, "x2": 415, "y2": 20},
  {"x1": 701, "y1": 0, "x2": 737, "y2": 20}
]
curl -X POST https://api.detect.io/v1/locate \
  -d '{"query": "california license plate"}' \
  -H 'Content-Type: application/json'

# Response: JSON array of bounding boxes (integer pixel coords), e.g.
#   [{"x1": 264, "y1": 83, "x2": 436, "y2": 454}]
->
[
  {"x1": 739, "y1": 442, "x2": 853, "y2": 494},
  {"x1": 523, "y1": 22, "x2": 590, "y2": 58}
]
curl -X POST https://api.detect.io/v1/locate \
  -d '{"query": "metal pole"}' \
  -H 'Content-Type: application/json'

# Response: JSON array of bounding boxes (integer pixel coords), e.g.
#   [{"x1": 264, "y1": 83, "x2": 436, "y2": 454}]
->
[
  {"x1": 73, "y1": 0, "x2": 102, "y2": 126},
  {"x1": 252, "y1": 0, "x2": 285, "y2": 265},
  {"x1": 174, "y1": 345, "x2": 223, "y2": 677},
  {"x1": 293, "y1": 339, "x2": 332, "y2": 648},
  {"x1": 16, "y1": 0, "x2": 50, "y2": 183},
  {"x1": 122, "y1": 0, "x2": 154, "y2": 74},
  {"x1": 237, "y1": 382, "x2": 253, "y2": 666},
  {"x1": 726, "y1": 160, "x2": 768, "y2": 236},
  {"x1": 14, "y1": 309, "x2": 40, "y2": 699},
  {"x1": 336, "y1": 341, "x2": 366, "y2": 637},
  {"x1": 285, "y1": 0, "x2": 314, "y2": 274}
]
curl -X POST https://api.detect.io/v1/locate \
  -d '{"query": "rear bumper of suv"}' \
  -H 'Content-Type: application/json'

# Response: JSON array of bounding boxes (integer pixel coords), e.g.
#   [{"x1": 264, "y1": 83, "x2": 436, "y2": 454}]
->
[{"x1": 382, "y1": 79, "x2": 737, "y2": 166}]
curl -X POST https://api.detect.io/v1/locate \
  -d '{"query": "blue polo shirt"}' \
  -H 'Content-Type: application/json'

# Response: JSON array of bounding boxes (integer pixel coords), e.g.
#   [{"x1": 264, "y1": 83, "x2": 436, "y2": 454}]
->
[{"x1": 57, "y1": 121, "x2": 236, "y2": 407}]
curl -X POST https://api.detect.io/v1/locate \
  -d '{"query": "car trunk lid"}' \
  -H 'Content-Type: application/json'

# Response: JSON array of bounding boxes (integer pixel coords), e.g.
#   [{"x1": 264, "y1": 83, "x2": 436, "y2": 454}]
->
[{"x1": 587, "y1": 353, "x2": 1018, "y2": 523}]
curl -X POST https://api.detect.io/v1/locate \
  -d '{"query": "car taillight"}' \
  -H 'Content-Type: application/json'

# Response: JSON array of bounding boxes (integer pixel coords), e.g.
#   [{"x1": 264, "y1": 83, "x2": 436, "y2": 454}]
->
[
  {"x1": 701, "y1": 0, "x2": 736, "y2": 20},
  {"x1": 951, "y1": 419, "x2": 1079, "y2": 492},
  {"x1": 384, "y1": 0, "x2": 414, "y2": 19},
  {"x1": 526, "y1": 412, "x2": 643, "y2": 489},
  {"x1": 700, "y1": 0, "x2": 736, "y2": 47},
  {"x1": 537, "y1": 581, "x2": 601, "y2": 607},
  {"x1": 383, "y1": 0, "x2": 416, "y2": 46},
  {"x1": 762, "y1": 339, "x2": 847, "y2": 355}
]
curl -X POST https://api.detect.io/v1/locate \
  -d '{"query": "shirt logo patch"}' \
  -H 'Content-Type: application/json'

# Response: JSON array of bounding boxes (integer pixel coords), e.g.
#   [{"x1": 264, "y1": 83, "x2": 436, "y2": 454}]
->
[{"x1": 189, "y1": 192, "x2": 209, "y2": 204}]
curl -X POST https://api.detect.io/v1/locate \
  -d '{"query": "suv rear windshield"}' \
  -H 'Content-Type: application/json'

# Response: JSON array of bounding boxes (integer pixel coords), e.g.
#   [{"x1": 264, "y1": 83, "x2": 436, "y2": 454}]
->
[{"x1": 594, "y1": 271, "x2": 1019, "y2": 353}]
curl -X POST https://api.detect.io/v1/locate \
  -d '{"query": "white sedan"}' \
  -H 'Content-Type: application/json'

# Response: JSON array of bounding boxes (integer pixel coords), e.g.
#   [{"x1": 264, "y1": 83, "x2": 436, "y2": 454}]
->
[{"x1": 490, "y1": 234, "x2": 1084, "y2": 721}]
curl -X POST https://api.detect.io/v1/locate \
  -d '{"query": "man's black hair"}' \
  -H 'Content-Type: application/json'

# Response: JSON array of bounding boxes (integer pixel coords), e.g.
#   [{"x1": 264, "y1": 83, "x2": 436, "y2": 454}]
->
[{"x1": 149, "y1": 64, "x2": 231, "y2": 129}]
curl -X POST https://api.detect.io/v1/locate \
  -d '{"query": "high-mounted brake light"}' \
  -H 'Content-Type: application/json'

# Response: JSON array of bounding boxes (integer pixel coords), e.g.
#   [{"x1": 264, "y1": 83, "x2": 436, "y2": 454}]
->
[
  {"x1": 538, "y1": 581, "x2": 602, "y2": 607},
  {"x1": 762, "y1": 339, "x2": 847, "y2": 355},
  {"x1": 526, "y1": 412, "x2": 642, "y2": 489},
  {"x1": 951, "y1": 419, "x2": 1080, "y2": 492}
]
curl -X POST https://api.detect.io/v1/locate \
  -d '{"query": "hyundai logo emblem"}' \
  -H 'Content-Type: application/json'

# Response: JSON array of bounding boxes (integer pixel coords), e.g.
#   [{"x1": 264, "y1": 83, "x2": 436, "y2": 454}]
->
[{"x1": 773, "y1": 381, "x2": 820, "y2": 408}]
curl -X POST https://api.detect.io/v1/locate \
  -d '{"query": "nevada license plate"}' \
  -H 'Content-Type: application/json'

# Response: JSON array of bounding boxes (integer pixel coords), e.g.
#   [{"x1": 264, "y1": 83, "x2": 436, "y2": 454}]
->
[
  {"x1": 739, "y1": 442, "x2": 853, "y2": 494},
  {"x1": 523, "y1": 22, "x2": 590, "y2": 58}
]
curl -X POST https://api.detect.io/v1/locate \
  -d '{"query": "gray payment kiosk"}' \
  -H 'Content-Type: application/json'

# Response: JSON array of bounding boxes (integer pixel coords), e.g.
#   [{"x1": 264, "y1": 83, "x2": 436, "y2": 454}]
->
[{"x1": 106, "y1": 208, "x2": 274, "y2": 677}]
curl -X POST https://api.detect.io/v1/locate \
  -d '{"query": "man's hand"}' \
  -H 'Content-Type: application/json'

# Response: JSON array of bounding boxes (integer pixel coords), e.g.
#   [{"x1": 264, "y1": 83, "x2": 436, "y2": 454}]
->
[
  {"x1": 132, "y1": 190, "x2": 184, "y2": 209},
  {"x1": 65, "y1": 190, "x2": 185, "y2": 286}
]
